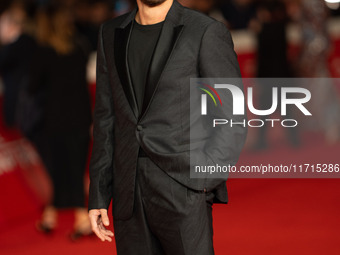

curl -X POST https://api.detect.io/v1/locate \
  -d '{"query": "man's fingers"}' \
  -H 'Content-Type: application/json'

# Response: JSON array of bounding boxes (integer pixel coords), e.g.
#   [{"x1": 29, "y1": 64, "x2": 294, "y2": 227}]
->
[
  {"x1": 89, "y1": 209, "x2": 114, "y2": 242},
  {"x1": 99, "y1": 222, "x2": 114, "y2": 236},
  {"x1": 99, "y1": 209, "x2": 110, "y2": 226},
  {"x1": 92, "y1": 225, "x2": 106, "y2": 241},
  {"x1": 89, "y1": 210, "x2": 106, "y2": 241},
  {"x1": 98, "y1": 225, "x2": 112, "y2": 242},
  {"x1": 91, "y1": 223, "x2": 105, "y2": 241},
  {"x1": 100, "y1": 232, "x2": 112, "y2": 242}
]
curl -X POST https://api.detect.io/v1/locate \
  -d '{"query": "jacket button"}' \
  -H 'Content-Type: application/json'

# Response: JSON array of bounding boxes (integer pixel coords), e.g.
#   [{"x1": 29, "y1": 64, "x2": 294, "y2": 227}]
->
[{"x1": 137, "y1": 125, "x2": 143, "y2": 131}]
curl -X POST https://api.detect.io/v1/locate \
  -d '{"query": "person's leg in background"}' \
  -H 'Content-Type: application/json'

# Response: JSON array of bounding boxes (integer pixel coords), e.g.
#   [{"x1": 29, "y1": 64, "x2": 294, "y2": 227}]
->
[{"x1": 36, "y1": 129, "x2": 91, "y2": 238}]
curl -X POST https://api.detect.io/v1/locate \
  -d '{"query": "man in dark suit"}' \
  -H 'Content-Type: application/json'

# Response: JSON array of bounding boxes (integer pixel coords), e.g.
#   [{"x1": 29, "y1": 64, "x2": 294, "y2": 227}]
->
[{"x1": 88, "y1": 0, "x2": 247, "y2": 254}]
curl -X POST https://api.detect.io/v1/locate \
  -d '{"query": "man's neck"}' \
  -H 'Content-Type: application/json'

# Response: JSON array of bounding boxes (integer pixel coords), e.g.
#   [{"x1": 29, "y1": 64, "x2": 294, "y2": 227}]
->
[{"x1": 135, "y1": 0, "x2": 173, "y2": 25}]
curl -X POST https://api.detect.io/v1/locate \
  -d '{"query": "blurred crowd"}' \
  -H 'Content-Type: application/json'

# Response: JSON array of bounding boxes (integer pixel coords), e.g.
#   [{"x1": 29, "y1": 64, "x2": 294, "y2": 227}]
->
[{"x1": 0, "y1": 0, "x2": 340, "y2": 240}]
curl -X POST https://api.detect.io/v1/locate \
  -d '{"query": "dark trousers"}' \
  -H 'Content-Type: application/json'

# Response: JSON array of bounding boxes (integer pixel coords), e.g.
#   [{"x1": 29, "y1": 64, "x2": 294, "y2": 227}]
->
[{"x1": 113, "y1": 157, "x2": 215, "y2": 255}]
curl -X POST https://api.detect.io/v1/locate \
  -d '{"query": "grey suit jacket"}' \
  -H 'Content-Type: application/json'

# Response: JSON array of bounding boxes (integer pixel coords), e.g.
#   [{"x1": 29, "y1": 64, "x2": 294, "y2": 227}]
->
[{"x1": 89, "y1": 0, "x2": 247, "y2": 220}]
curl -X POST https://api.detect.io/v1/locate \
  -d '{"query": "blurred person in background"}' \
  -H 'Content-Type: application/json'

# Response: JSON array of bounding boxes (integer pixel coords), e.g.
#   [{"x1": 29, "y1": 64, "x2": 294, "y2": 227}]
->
[
  {"x1": 113, "y1": 0, "x2": 135, "y2": 17},
  {"x1": 74, "y1": 0, "x2": 115, "y2": 52},
  {"x1": 250, "y1": 0, "x2": 299, "y2": 150},
  {"x1": 220, "y1": 0, "x2": 256, "y2": 29},
  {"x1": 179, "y1": 0, "x2": 227, "y2": 24},
  {"x1": 298, "y1": 0, "x2": 330, "y2": 78},
  {"x1": 28, "y1": 3, "x2": 93, "y2": 240},
  {"x1": 180, "y1": 0, "x2": 215, "y2": 14},
  {"x1": 0, "y1": 0, "x2": 36, "y2": 128},
  {"x1": 253, "y1": 0, "x2": 291, "y2": 78},
  {"x1": 298, "y1": 0, "x2": 340, "y2": 143}
]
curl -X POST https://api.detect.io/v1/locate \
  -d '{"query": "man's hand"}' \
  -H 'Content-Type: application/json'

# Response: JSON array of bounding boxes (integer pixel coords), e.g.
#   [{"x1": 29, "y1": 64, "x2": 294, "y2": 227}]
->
[{"x1": 89, "y1": 209, "x2": 114, "y2": 242}]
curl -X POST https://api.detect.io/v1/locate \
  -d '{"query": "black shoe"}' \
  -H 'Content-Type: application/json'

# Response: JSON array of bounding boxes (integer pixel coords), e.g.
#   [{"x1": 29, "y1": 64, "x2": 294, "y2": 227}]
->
[
  {"x1": 35, "y1": 221, "x2": 55, "y2": 234},
  {"x1": 69, "y1": 229, "x2": 95, "y2": 241}
]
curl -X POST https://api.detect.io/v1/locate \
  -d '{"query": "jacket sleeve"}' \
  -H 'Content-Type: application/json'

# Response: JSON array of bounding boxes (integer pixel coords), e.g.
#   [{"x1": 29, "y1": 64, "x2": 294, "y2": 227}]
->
[
  {"x1": 88, "y1": 24, "x2": 114, "y2": 210},
  {"x1": 196, "y1": 21, "x2": 247, "y2": 191},
  {"x1": 199, "y1": 21, "x2": 241, "y2": 78}
]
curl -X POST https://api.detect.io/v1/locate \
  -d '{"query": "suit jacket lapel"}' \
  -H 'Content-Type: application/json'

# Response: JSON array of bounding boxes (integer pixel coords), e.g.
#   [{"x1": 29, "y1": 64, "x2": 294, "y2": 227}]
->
[
  {"x1": 114, "y1": 11, "x2": 139, "y2": 119},
  {"x1": 140, "y1": 0, "x2": 184, "y2": 119}
]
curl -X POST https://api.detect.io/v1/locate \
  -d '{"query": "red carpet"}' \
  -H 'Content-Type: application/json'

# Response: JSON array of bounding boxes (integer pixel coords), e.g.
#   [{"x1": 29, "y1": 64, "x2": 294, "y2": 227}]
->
[
  {"x1": 0, "y1": 94, "x2": 339, "y2": 254},
  {"x1": 1, "y1": 178, "x2": 339, "y2": 255},
  {"x1": 1, "y1": 143, "x2": 339, "y2": 254}
]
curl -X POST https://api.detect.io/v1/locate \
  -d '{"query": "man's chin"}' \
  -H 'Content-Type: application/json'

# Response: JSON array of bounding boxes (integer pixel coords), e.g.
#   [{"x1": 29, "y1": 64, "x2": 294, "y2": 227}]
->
[{"x1": 140, "y1": 0, "x2": 168, "y2": 7}]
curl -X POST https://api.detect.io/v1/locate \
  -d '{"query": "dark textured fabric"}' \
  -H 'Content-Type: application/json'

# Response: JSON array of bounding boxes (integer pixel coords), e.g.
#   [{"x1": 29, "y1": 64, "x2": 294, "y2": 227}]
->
[
  {"x1": 28, "y1": 43, "x2": 92, "y2": 134},
  {"x1": 128, "y1": 20, "x2": 164, "y2": 115},
  {"x1": 257, "y1": 22, "x2": 290, "y2": 78},
  {"x1": 0, "y1": 34, "x2": 37, "y2": 127},
  {"x1": 28, "y1": 40, "x2": 92, "y2": 208},
  {"x1": 89, "y1": 0, "x2": 247, "y2": 221},
  {"x1": 113, "y1": 157, "x2": 214, "y2": 255},
  {"x1": 34, "y1": 128, "x2": 90, "y2": 208}
]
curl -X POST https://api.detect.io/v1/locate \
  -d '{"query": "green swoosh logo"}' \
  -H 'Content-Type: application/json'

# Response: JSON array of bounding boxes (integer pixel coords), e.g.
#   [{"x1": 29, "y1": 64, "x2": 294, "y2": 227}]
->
[{"x1": 199, "y1": 88, "x2": 217, "y2": 106}]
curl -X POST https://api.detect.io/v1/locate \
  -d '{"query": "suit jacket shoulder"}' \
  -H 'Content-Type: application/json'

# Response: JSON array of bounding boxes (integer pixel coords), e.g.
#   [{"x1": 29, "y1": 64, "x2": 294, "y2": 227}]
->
[
  {"x1": 182, "y1": 5, "x2": 215, "y2": 26},
  {"x1": 181, "y1": 5, "x2": 227, "y2": 34},
  {"x1": 101, "y1": 12, "x2": 132, "y2": 33}
]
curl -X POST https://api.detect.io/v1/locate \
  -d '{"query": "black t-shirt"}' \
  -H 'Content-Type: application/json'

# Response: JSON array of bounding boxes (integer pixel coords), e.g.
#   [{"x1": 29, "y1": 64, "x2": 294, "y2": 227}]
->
[{"x1": 128, "y1": 20, "x2": 164, "y2": 116}]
